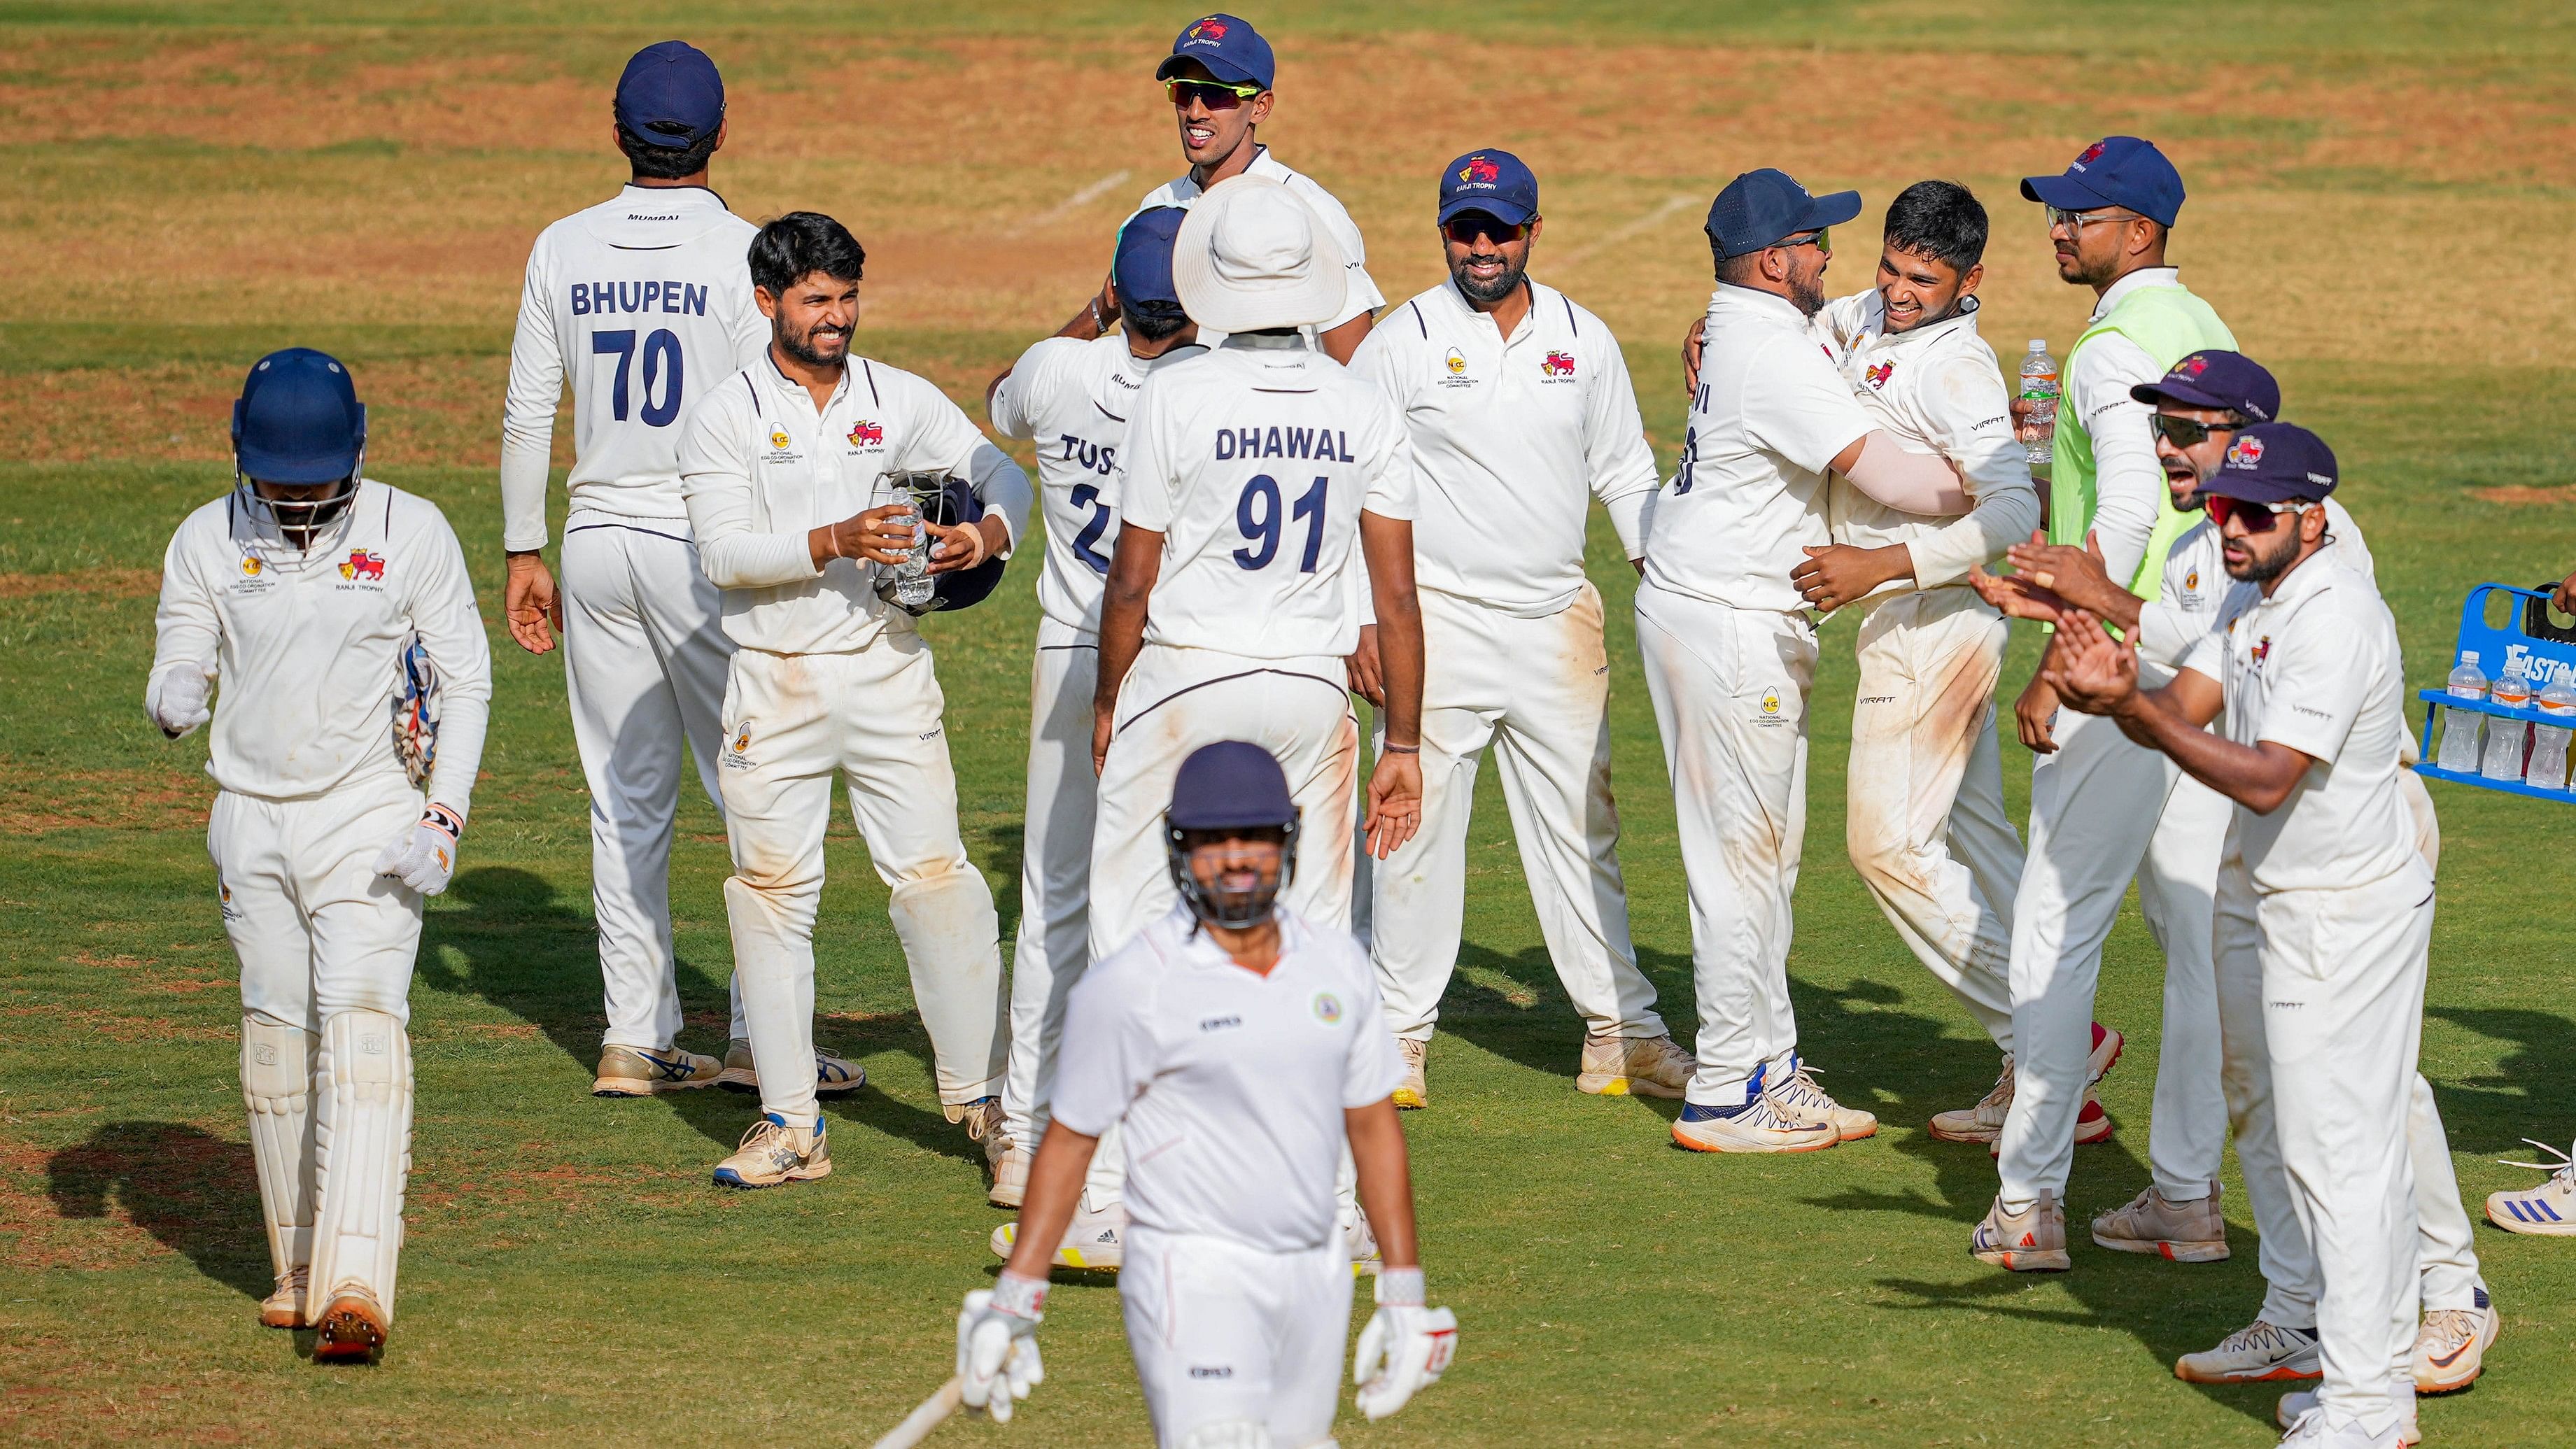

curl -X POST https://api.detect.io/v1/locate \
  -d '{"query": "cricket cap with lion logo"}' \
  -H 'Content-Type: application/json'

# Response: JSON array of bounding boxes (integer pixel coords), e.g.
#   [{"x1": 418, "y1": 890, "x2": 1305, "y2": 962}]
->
[
  {"x1": 1157, "y1": 13, "x2": 1274, "y2": 90},
  {"x1": 2021, "y1": 135, "x2": 2186, "y2": 227},
  {"x1": 2203, "y1": 422, "x2": 2338, "y2": 506},
  {"x1": 1437, "y1": 148, "x2": 1538, "y2": 226}
]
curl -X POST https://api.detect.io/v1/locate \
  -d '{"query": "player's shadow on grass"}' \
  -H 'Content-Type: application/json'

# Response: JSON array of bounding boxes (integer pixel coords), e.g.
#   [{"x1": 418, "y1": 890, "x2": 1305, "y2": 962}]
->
[
  {"x1": 2426, "y1": 1005, "x2": 2576, "y2": 1154},
  {"x1": 46, "y1": 1121, "x2": 269, "y2": 1304}
]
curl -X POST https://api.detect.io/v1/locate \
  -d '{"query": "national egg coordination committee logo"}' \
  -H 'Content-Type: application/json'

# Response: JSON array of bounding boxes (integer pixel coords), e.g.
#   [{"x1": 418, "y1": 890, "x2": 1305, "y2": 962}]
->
[
  {"x1": 1311, "y1": 991, "x2": 1343, "y2": 1025},
  {"x1": 769, "y1": 425, "x2": 793, "y2": 451},
  {"x1": 1444, "y1": 348, "x2": 1467, "y2": 376}
]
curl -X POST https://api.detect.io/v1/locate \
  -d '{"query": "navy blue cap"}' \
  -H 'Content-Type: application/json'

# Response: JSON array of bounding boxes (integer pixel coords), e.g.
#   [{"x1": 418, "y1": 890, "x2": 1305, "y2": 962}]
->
[
  {"x1": 1437, "y1": 149, "x2": 1539, "y2": 226},
  {"x1": 2020, "y1": 136, "x2": 2185, "y2": 228},
  {"x1": 614, "y1": 41, "x2": 725, "y2": 149},
  {"x1": 2130, "y1": 349, "x2": 2279, "y2": 422},
  {"x1": 1168, "y1": 741, "x2": 1296, "y2": 832},
  {"x1": 232, "y1": 348, "x2": 365, "y2": 484},
  {"x1": 1155, "y1": 14, "x2": 1274, "y2": 90},
  {"x1": 2204, "y1": 423, "x2": 2338, "y2": 505},
  {"x1": 1705, "y1": 168, "x2": 1862, "y2": 260},
  {"x1": 1113, "y1": 206, "x2": 1188, "y2": 308}
]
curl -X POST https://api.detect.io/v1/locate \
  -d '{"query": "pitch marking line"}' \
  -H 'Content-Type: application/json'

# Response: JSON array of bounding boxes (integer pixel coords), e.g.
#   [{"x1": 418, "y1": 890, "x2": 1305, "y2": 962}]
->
[
  {"x1": 1036, "y1": 169, "x2": 1134, "y2": 224},
  {"x1": 1555, "y1": 194, "x2": 1696, "y2": 268}
]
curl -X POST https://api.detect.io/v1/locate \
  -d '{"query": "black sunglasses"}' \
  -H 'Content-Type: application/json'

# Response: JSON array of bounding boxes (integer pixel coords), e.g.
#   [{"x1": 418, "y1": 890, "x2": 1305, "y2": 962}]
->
[
  {"x1": 1442, "y1": 215, "x2": 1530, "y2": 245},
  {"x1": 2151, "y1": 414, "x2": 2241, "y2": 448},
  {"x1": 1165, "y1": 78, "x2": 1261, "y2": 110},
  {"x1": 2207, "y1": 495, "x2": 2313, "y2": 532}
]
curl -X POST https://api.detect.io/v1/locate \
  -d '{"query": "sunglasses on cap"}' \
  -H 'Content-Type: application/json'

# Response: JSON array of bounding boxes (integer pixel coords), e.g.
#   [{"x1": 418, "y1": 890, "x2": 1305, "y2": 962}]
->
[
  {"x1": 1442, "y1": 214, "x2": 1530, "y2": 245},
  {"x1": 2206, "y1": 495, "x2": 2316, "y2": 532},
  {"x1": 1165, "y1": 77, "x2": 1263, "y2": 109},
  {"x1": 2151, "y1": 414, "x2": 2241, "y2": 448}
]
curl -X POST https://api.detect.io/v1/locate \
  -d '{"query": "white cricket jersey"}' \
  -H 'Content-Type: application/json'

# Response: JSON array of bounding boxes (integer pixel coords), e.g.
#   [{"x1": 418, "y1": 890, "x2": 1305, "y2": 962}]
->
[
  {"x1": 499, "y1": 185, "x2": 768, "y2": 551},
  {"x1": 987, "y1": 333, "x2": 1207, "y2": 636},
  {"x1": 677, "y1": 351, "x2": 1034, "y2": 656},
  {"x1": 1050, "y1": 903, "x2": 1407, "y2": 1254},
  {"x1": 2139, "y1": 498, "x2": 2370, "y2": 670},
  {"x1": 1107, "y1": 338, "x2": 1415, "y2": 660},
  {"x1": 1349, "y1": 278, "x2": 1657, "y2": 618},
  {"x1": 1814, "y1": 290, "x2": 2039, "y2": 597},
  {"x1": 2181, "y1": 556, "x2": 2426, "y2": 896},
  {"x1": 2064, "y1": 267, "x2": 2187, "y2": 587},
  {"x1": 150, "y1": 481, "x2": 493, "y2": 814},
  {"x1": 1136, "y1": 146, "x2": 1384, "y2": 342},
  {"x1": 1642, "y1": 284, "x2": 1874, "y2": 614}
]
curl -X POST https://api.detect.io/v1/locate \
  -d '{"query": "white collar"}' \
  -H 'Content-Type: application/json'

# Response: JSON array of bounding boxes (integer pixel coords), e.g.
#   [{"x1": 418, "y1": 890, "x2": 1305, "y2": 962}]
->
[
  {"x1": 1712, "y1": 282, "x2": 1813, "y2": 327},
  {"x1": 2091, "y1": 265, "x2": 2183, "y2": 322},
  {"x1": 762, "y1": 348, "x2": 852, "y2": 414}
]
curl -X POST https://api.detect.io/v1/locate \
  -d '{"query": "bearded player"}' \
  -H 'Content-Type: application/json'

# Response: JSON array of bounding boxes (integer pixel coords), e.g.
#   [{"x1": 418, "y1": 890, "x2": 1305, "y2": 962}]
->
[
  {"x1": 153, "y1": 348, "x2": 493, "y2": 1360},
  {"x1": 497, "y1": 41, "x2": 768, "y2": 1098},
  {"x1": 980, "y1": 206, "x2": 1206, "y2": 1206},
  {"x1": 952, "y1": 742, "x2": 1456, "y2": 1448}
]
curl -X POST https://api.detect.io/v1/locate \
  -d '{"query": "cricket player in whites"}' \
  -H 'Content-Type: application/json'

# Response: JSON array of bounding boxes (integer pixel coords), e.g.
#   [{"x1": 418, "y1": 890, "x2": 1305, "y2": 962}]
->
[
  {"x1": 991, "y1": 174, "x2": 1426, "y2": 1264},
  {"x1": 1774, "y1": 181, "x2": 2052, "y2": 1140},
  {"x1": 1348, "y1": 149, "x2": 1691, "y2": 1108},
  {"x1": 677, "y1": 211, "x2": 1032, "y2": 1186},
  {"x1": 498, "y1": 41, "x2": 768, "y2": 1097},
  {"x1": 981, "y1": 206, "x2": 1207, "y2": 1206},
  {"x1": 1641, "y1": 168, "x2": 1980, "y2": 1153},
  {"x1": 2044, "y1": 424, "x2": 2435, "y2": 1449},
  {"x1": 1055, "y1": 13, "x2": 1381, "y2": 365},
  {"x1": 1982, "y1": 353, "x2": 2500, "y2": 1403},
  {"x1": 1980, "y1": 138, "x2": 2232, "y2": 1247},
  {"x1": 954, "y1": 742, "x2": 1455, "y2": 1447},
  {"x1": 153, "y1": 348, "x2": 493, "y2": 1359}
]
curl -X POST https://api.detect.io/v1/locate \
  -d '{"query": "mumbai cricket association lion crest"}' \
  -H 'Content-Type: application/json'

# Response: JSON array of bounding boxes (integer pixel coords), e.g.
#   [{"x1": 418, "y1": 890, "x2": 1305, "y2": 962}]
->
[
  {"x1": 1541, "y1": 350, "x2": 1576, "y2": 379},
  {"x1": 338, "y1": 549, "x2": 386, "y2": 581},
  {"x1": 1864, "y1": 361, "x2": 1895, "y2": 390},
  {"x1": 1458, "y1": 155, "x2": 1501, "y2": 187}
]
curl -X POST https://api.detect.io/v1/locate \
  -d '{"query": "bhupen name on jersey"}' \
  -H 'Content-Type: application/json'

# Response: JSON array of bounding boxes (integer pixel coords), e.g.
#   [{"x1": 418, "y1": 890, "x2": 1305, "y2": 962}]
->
[
  {"x1": 1211, "y1": 424, "x2": 1360, "y2": 463},
  {"x1": 568, "y1": 280, "x2": 715, "y2": 318}
]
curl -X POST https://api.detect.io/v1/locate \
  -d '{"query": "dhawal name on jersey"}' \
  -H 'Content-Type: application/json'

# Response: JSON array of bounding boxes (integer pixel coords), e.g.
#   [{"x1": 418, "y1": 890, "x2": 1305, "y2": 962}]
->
[
  {"x1": 569, "y1": 281, "x2": 712, "y2": 317},
  {"x1": 1212, "y1": 425, "x2": 1356, "y2": 462}
]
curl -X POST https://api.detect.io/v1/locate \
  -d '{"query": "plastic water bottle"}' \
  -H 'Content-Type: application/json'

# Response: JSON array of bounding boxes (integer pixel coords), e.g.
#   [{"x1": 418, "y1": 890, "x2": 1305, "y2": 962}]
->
[
  {"x1": 2437, "y1": 651, "x2": 2486, "y2": 774},
  {"x1": 2529, "y1": 674, "x2": 2576, "y2": 790},
  {"x1": 2482, "y1": 661, "x2": 2533, "y2": 782},
  {"x1": 2019, "y1": 340, "x2": 2058, "y2": 469}
]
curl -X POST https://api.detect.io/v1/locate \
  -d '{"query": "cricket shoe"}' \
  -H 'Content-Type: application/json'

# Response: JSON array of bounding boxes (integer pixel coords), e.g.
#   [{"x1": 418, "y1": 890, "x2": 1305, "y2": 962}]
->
[
  {"x1": 1970, "y1": 1190, "x2": 2069, "y2": 1271},
  {"x1": 1983, "y1": 1093, "x2": 2114, "y2": 1158},
  {"x1": 2413, "y1": 1287, "x2": 2499, "y2": 1394},
  {"x1": 1669, "y1": 1075, "x2": 1837, "y2": 1154},
  {"x1": 715, "y1": 1038, "x2": 866, "y2": 1096},
  {"x1": 591, "y1": 1044, "x2": 722, "y2": 1097},
  {"x1": 1392, "y1": 1037, "x2": 1429, "y2": 1109},
  {"x1": 260, "y1": 1266, "x2": 308, "y2": 1329},
  {"x1": 1344, "y1": 1203, "x2": 1382, "y2": 1277},
  {"x1": 1770, "y1": 1062, "x2": 1876, "y2": 1141},
  {"x1": 1930, "y1": 1056, "x2": 2016, "y2": 1143},
  {"x1": 1575, "y1": 1031, "x2": 1693, "y2": 1099},
  {"x1": 2090, "y1": 1180, "x2": 2230, "y2": 1262},
  {"x1": 2087, "y1": 1022, "x2": 2125, "y2": 1083},
  {"x1": 2485, "y1": 1138, "x2": 2576, "y2": 1234},
  {"x1": 947, "y1": 1096, "x2": 1013, "y2": 1199},
  {"x1": 2276, "y1": 1392, "x2": 2416, "y2": 1447},
  {"x1": 311, "y1": 1284, "x2": 388, "y2": 1364},
  {"x1": 988, "y1": 1141, "x2": 1032, "y2": 1209},
  {"x1": 712, "y1": 1112, "x2": 830, "y2": 1189},
  {"x1": 992, "y1": 1199, "x2": 1125, "y2": 1270},
  {"x1": 2174, "y1": 1319, "x2": 2321, "y2": 1384}
]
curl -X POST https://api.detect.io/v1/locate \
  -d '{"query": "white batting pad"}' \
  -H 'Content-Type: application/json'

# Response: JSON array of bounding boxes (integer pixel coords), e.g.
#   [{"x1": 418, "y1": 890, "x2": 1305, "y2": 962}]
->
[
  {"x1": 240, "y1": 1016, "x2": 317, "y2": 1279},
  {"x1": 308, "y1": 1009, "x2": 413, "y2": 1320}
]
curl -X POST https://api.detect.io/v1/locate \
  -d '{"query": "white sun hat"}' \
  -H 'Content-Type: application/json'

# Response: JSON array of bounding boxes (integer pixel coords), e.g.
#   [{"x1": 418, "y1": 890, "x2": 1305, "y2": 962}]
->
[{"x1": 1171, "y1": 174, "x2": 1349, "y2": 335}]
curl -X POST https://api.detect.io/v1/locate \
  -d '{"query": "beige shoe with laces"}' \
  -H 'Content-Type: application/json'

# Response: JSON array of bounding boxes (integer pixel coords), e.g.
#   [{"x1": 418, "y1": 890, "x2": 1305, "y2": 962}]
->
[
  {"x1": 1576, "y1": 1031, "x2": 1693, "y2": 1099},
  {"x1": 1770, "y1": 1063, "x2": 1876, "y2": 1141}
]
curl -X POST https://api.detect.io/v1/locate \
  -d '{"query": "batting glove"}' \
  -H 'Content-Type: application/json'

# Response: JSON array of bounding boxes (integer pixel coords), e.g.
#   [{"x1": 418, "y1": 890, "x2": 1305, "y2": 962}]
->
[
  {"x1": 958, "y1": 1272, "x2": 1046, "y2": 1422},
  {"x1": 374, "y1": 804, "x2": 463, "y2": 896},
  {"x1": 1353, "y1": 1269, "x2": 1457, "y2": 1422},
  {"x1": 147, "y1": 662, "x2": 216, "y2": 739}
]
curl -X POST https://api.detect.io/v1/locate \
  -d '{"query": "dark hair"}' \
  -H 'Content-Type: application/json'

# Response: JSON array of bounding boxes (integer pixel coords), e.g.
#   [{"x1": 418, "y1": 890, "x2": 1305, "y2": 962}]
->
[
  {"x1": 1714, "y1": 248, "x2": 1766, "y2": 285},
  {"x1": 748, "y1": 211, "x2": 867, "y2": 295},
  {"x1": 617, "y1": 122, "x2": 722, "y2": 182},
  {"x1": 1120, "y1": 295, "x2": 1191, "y2": 341},
  {"x1": 1882, "y1": 180, "x2": 1987, "y2": 273}
]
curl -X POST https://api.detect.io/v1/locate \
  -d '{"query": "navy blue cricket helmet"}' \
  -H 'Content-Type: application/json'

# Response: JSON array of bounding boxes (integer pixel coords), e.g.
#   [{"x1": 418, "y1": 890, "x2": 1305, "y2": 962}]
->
[
  {"x1": 875, "y1": 476, "x2": 1006, "y2": 616},
  {"x1": 232, "y1": 348, "x2": 367, "y2": 543}
]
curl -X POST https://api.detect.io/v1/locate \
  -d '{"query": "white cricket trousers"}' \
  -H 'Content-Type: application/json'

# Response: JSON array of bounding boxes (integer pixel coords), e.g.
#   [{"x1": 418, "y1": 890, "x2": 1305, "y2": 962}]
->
[
  {"x1": 1001, "y1": 619, "x2": 1099, "y2": 1150},
  {"x1": 2137, "y1": 774, "x2": 2232, "y2": 1203},
  {"x1": 1083, "y1": 644, "x2": 1359, "y2": 1208},
  {"x1": 716, "y1": 637, "x2": 1006, "y2": 1124},
  {"x1": 1997, "y1": 707, "x2": 2181, "y2": 1207},
  {"x1": 1123, "y1": 1228, "x2": 1352, "y2": 1449},
  {"x1": 1372, "y1": 584, "x2": 1664, "y2": 1045},
  {"x1": 2216, "y1": 862, "x2": 2434, "y2": 1436},
  {"x1": 1844, "y1": 588, "x2": 2022, "y2": 1054},
  {"x1": 1634, "y1": 584, "x2": 1816, "y2": 1108},
  {"x1": 213, "y1": 774, "x2": 422, "y2": 1320},
  {"x1": 560, "y1": 514, "x2": 745, "y2": 1051}
]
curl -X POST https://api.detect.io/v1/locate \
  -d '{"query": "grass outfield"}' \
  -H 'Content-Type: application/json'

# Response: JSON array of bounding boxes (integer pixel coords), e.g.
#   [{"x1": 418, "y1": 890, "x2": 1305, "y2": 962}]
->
[{"x1": 4, "y1": 3, "x2": 2575, "y2": 1444}]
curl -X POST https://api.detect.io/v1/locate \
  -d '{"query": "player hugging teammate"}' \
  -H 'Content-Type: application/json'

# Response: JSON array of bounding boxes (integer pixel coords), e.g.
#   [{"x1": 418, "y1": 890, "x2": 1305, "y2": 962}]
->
[{"x1": 146, "y1": 17, "x2": 2531, "y2": 1449}]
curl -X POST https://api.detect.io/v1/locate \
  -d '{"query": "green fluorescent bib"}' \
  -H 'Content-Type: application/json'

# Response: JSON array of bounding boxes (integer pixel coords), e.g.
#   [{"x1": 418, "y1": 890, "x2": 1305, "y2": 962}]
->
[{"x1": 2048, "y1": 282, "x2": 2235, "y2": 602}]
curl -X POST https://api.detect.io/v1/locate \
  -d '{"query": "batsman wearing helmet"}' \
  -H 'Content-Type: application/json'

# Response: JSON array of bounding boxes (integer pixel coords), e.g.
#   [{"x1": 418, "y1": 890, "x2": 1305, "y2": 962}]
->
[
  {"x1": 678, "y1": 211, "x2": 1032, "y2": 1192},
  {"x1": 150, "y1": 348, "x2": 493, "y2": 1362},
  {"x1": 952, "y1": 742, "x2": 1455, "y2": 1448}
]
